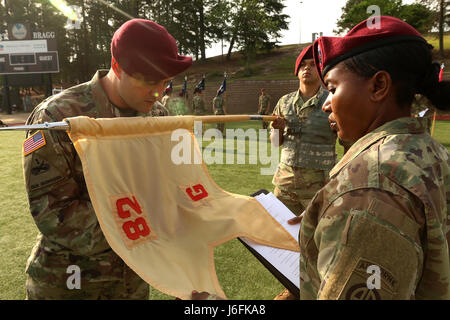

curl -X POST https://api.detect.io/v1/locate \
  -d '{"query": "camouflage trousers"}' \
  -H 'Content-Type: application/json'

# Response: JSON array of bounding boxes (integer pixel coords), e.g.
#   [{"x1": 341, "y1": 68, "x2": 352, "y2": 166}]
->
[
  {"x1": 272, "y1": 163, "x2": 329, "y2": 216},
  {"x1": 258, "y1": 110, "x2": 269, "y2": 129},
  {"x1": 215, "y1": 110, "x2": 225, "y2": 134},
  {"x1": 26, "y1": 274, "x2": 149, "y2": 300},
  {"x1": 25, "y1": 239, "x2": 149, "y2": 300}
]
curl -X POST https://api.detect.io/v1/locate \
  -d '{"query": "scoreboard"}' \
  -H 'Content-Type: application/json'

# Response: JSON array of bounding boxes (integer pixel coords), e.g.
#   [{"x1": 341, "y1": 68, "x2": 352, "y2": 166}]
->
[{"x1": 0, "y1": 30, "x2": 59, "y2": 75}]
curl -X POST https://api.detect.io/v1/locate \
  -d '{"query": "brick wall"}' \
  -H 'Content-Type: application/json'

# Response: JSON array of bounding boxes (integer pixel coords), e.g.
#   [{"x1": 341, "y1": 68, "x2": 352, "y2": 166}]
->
[{"x1": 186, "y1": 79, "x2": 299, "y2": 114}]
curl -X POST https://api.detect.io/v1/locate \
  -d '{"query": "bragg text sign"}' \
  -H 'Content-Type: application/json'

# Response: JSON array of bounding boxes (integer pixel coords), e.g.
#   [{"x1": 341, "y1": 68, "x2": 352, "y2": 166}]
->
[{"x1": 0, "y1": 25, "x2": 59, "y2": 75}]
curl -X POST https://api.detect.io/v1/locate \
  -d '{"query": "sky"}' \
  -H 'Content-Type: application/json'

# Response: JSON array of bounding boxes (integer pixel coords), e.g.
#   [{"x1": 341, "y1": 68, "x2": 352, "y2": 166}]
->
[{"x1": 205, "y1": 0, "x2": 416, "y2": 58}]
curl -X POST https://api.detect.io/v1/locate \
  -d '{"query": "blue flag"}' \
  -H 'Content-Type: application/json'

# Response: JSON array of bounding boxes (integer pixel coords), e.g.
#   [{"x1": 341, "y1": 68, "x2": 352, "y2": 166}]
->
[
  {"x1": 181, "y1": 77, "x2": 187, "y2": 97},
  {"x1": 195, "y1": 76, "x2": 205, "y2": 92},
  {"x1": 163, "y1": 80, "x2": 173, "y2": 97},
  {"x1": 217, "y1": 78, "x2": 226, "y2": 96}
]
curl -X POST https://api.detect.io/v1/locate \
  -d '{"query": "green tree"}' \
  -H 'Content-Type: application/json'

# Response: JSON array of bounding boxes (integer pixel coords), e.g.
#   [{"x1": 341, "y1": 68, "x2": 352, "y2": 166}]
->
[
  {"x1": 335, "y1": 0, "x2": 403, "y2": 34},
  {"x1": 399, "y1": 3, "x2": 435, "y2": 34},
  {"x1": 421, "y1": 0, "x2": 450, "y2": 57},
  {"x1": 225, "y1": 0, "x2": 288, "y2": 70}
]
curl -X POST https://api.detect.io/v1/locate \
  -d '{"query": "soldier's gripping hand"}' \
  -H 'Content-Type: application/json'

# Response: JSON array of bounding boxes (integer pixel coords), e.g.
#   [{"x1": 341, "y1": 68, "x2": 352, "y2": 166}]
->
[{"x1": 271, "y1": 115, "x2": 286, "y2": 132}]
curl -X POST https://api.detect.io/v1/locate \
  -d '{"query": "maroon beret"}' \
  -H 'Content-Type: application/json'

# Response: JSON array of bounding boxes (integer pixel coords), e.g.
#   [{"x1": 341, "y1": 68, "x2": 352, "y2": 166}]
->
[
  {"x1": 294, "y1": 45, "x2": 313, "y2": 76},
  {"x1": 111, "y1": 19, "x2": 192, "y2": 81},
  {"x1": 313, "y1": 16, "x2": 428, "y2": 84}
]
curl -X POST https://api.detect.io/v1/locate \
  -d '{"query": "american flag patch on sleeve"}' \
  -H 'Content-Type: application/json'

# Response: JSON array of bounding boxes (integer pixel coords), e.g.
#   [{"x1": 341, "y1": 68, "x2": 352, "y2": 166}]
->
[{"x1": 23, "y1": 130, "x2": 46, "y2": 156}]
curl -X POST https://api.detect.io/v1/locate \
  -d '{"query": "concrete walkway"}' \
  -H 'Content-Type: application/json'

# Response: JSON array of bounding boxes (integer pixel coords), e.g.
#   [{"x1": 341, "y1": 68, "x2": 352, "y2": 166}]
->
[{"x1": 0, "y1": 112, "x2": 30, "y2": 126}]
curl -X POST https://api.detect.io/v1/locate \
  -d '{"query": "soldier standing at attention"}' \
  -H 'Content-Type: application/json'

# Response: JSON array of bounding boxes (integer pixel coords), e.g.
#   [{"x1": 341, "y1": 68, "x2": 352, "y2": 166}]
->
[
  {"x1": 192, "y1": 88, "x2": 205, "y2": 115},
  {"x1": 161, "y1": 87, "x2": 173, "y2": 110},
  {"x1": 212, "y1": 89, "x2": 227, "y2": 134},
  {"x1": 270, "y1": 45, "x2": 336, "y2": 220},
  {"x1": 258, "y1": 88, "x2": 271, "y2": 129},
  {"x1": 23, "y1": 19, "x2": 192, "y2": 299},
  {"x1": 270, "y1": 44, "x2": 338, "y2": 300},
  {"x1": 296, "y1": 16, "x2": 450, "y2": 299}
]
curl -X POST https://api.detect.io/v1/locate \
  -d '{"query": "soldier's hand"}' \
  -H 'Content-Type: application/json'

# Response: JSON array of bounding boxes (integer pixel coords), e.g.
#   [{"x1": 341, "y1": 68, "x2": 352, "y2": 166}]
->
[
  {"x1": 271, "y1": 116, "x2": 285, "y2": 131},
  {"x1": 191, "y1": 290, "x2": 225, "y2": 300},
  {"x1": 288, "y1": 211, "x2": 305, "y2": 225}
]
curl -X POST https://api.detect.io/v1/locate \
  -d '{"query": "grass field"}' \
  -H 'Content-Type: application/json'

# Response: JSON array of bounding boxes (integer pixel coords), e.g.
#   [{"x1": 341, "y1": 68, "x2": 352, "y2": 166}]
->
[{"x1": 0, "y1": 120, "x2": 449, "y2": 300}]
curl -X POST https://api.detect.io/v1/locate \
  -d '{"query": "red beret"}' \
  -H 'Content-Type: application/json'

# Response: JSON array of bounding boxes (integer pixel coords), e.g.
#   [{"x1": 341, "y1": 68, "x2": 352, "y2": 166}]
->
[
  {"x1": 111, "y1": 19, "x2": 192, "y2": 81},
  {"x1": 294, "y1": 45, "x2": 313, "y2": 76},
  {"x1": 313, "y1": 16, "x2": 428, "y2": 84}
]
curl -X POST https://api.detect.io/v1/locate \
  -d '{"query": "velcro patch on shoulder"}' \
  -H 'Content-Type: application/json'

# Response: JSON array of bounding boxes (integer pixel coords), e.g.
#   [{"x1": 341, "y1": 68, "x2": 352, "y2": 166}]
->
[
  {"x1": 23, "y1": 130, "x2": 46, "y2": 156},
  {"x1": 339, "y1": 258, "x2": 396, "y2": 300}
]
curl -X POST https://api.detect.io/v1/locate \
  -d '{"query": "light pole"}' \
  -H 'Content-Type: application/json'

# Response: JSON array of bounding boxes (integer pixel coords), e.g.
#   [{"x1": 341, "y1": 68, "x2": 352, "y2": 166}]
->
[{"x1": 299, "y1": 1, "x2": 303, "y2": 44}]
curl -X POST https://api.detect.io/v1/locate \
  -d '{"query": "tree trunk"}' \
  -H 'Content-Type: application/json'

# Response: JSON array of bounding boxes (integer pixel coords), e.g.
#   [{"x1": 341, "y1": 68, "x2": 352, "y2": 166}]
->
[
  {"x1": 199, "y1": 0, "x2": 206, "y2": 61},
  {"x1": 227, "y1": 34, "x2": 236, "y2": 61}
]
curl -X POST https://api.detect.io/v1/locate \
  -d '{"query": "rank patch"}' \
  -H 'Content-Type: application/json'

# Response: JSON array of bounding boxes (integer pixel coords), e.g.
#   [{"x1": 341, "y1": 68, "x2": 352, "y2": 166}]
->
[{"x1": 23, "y1": 130, "x2": 46, "y2": 156}]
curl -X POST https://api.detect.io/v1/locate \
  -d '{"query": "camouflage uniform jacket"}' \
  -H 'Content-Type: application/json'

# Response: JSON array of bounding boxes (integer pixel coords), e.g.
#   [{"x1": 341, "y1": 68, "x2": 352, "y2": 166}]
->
[
  {"x1": 192, "y1": 95, "x2": 205, "y2": 115},
  {"x1": 23, "y1": 70, "x2": 160, "y2": 284},
  {"x1": 151, "y1": 101, "x2": 170, "y2": 116},
  {"x1": 213, "y1": 95, "x2": 225, "y2": 114},
  {"x1": 273, "y1": 86, "x2": 336, "y2": 170},
  {"x1": 258, "y1": 94, "x2": 270, "y2": 114},
  {"x1": 299, "y1": 117, "x2": 450, "y2": 300}
]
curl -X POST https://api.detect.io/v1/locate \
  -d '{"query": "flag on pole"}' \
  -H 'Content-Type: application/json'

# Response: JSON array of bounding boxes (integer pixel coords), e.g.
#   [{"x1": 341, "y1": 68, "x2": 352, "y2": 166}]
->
[
  {"x1": 180, "y1": 75, "x2": 187, "y2": 97},
  {"x1": 163, "y1": 80, "x2": 173, "y2": 97},
  {"x1": 194, "y1": 75, "x2": 205, "y2": 92},
  {"x1": 65, "y1": 115, "x2": 299, "y2": 300},
  {"x1": 217, "y1": 74, "x2": 226, "y2": 96}
]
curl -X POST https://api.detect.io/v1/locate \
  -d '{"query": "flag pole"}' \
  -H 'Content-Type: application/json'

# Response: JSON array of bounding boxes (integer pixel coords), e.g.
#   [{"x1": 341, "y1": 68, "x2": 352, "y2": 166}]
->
[
  {"x1": 430, "y1": 110, "x2": 437, "y2": 137},
  {"x1": 0, "y1": 115, "x2": 278, "y2": 131},
  {"x1": 193, "y1": 115, "x2": 277, "y2": 123}
]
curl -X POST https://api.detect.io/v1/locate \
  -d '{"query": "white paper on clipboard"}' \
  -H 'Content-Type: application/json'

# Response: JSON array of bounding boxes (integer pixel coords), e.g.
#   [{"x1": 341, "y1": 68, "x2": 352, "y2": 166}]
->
[{"x1": 241, "y1": 192, "x2": 301, "y2": 289}]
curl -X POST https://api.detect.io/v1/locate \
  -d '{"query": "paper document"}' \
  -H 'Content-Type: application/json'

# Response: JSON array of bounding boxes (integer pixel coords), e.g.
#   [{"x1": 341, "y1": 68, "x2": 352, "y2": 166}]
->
[{"x1": 241, "y1": 192, "x2": 301, "y2": 289}]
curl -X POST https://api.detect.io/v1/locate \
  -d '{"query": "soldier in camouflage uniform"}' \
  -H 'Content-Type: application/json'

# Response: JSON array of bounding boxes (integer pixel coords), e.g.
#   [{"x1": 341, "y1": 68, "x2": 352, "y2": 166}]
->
[
  {"x1": 161, "y1": 87, "x2": 173, "y2": 112},
  {"x1": 23, "y1": 19, "x2": 192, "y2": 299},
  {"x1": 150, "y1": 101, "x2": 170, "y2": 116},
  {"x1": 270, "y1": 45, "x2": 337, "y2": 300},
  {"x1": 212, "y1": 90, "x2": 226, "y2": 134},
  {"x1": 298, "y1": 16, "x2": 450, "y2": 300},
  {"x1": 191, "y1": 17, "x2": 450, "y2": 302},
  {"x1": 271, "y1": 45, "x2": 337, "y2": 218},
  {"x1": 258, "y1": 88, "x2": 271, "y2": 129},
  {"x1": 192, "y1": 88, "x2": 205, "y2": 115},
  {"x1": 411, "y1": 94, "x2": 434, "y2": 133}
]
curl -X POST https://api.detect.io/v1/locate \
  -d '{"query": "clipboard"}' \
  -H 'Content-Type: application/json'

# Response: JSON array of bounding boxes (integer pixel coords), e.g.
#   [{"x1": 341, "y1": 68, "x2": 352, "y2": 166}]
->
[{"x1": 238, "y1": 189, "x2": 300, "y2": 299}]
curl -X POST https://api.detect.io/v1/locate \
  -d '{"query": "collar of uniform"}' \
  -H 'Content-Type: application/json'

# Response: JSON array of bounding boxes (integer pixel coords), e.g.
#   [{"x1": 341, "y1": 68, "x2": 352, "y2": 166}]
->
[
  {"x1": 92, "y1": 69, "x2": 140, "y2": 117},
  {"x1": 90, "y1": 69, "x2": 117, "y2": 117},
  {"x1": 329, "y1": 116, "x2": 427, "y2": 178},
  {"x1": 296, "y1": 86, "x2": 323, "y2": 112}
]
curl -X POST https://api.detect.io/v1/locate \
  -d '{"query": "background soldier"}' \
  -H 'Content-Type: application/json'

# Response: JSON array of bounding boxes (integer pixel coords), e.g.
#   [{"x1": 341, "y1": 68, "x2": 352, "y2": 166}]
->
[
  {"x1": 161, "y1": 87, "x2": 174, "y2": 113},
  {"x1": 212, "y1": 89, "x2": 227, "y2": 134},
  {"x1": 258, "y1": 88, "x2": 271, "y2": 129},
  {"x1": 23, "y1": 19, "x2": 192, "y2": 300},
  {"x1": 270, "y1": 45, "x2": 338, "y2": 300},
  {"x1": 411, "y1": 93, "x2": 434, "y2": 133},
  {"x1": 192, "y1": 88, "x2": 205, "y2": 115}
]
